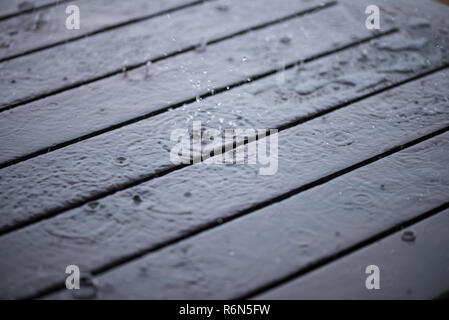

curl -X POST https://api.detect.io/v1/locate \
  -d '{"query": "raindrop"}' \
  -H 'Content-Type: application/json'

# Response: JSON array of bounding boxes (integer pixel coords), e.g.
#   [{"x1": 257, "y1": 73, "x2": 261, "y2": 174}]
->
[
  {"x1": 133, "y1": 195, "x2": 142, "y2": 205},
  {"x1": 279, "y1": 36, "x2": 291, "y2": 45},
  {"x1": 114, "y1": 156, "x2": 129, "y2": 167},
  {"x1": 86, "y1": 201, "x2": 99, "y2": 213},
  {"x1": 18, "y1": 1, "x2": 34, "y2": 10},
  {"x1": 144, "y1": 61, "x2": 152, "y2": 79},
  {"x1": 196, "y1": 37, "x2": 207, "y2": 53},
  {"x1": 401, "y1": 231, "x2": 416, "y2": 242}
]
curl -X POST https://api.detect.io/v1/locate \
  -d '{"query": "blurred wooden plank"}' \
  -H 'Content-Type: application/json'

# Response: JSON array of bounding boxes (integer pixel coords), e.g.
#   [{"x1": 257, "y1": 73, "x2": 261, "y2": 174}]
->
[
  {"x1": 0, "y1": 2, "x2": 371, "y2": 165},
  {"x1": 0, "y1": 0, "x2": 205, "y2": 61},
  {"x1": 257, "y1": 209, "x2": 449, "y2": 300},
  {"x1": 47, "y1": 132, "x2": 449, "y2": 299},
  {"x1": 436, "y1": 0, "x2": 449, "y2": 6},
  {"x1": 0, "y1": 0, "x2": 326, "y2": 108},
  {"x1": 0, "y1": 28, "x2": 447, "y2": 232},
  {"x1": 1, "y1": 69, "x2": 448, "y2": 299},
  {"x1": 0, "y1": 0, "x2": 66, "y2": 20}
]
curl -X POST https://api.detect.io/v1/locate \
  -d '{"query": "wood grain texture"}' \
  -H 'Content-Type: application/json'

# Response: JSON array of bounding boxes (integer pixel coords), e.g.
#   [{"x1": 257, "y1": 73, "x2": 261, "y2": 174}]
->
[
  {"x1": 0, "y1": 2, "x2": 366, "y2": 165},
  {"x1": 47, "y1": 132, "x2": 449, "y2": 299},
  {"x1": 0, "y1": 28, "x2": 447, "y2": 232},
  {"x1": 0, "y1": 0, "x2": 326, "y2": 108},
  {"x1": 256, "y1": 209, "x2": 449, "y2": 300},
  {"x1": 0, "y1": 69, "x2": 448, "y2": 299}
]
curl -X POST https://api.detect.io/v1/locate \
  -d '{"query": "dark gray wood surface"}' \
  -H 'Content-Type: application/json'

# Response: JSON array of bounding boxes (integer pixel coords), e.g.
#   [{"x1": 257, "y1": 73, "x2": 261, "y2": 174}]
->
[
  {"x1": 256, "y1": 209, "x2": 449, "y2": 300},
  {"x1": 0, "y1": 0, "x2": 448, "y2": 300},
  {"x1": 47, "y1": 132, "x2": 449, "y2": 299}
]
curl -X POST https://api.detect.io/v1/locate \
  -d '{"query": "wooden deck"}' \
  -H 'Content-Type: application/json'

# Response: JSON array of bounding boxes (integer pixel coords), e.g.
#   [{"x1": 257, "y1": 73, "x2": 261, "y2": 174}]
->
[{"x1": 0, "y1": 0, "x2": 448, "y2": 299}]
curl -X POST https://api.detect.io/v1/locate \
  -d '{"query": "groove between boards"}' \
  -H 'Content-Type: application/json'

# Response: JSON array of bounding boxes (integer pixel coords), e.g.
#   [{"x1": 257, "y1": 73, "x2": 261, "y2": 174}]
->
[
  {"x1": 0, "y1": 25, "x2": 394, "y2": 171},
  {"x1": 1, "y1": 56, "x2": 446, "y2": 239},
  {"x1": 0, "y1": 0, "x2": 214, "y2": 63},
  {"x1": 28, "y1": 124, "x2": 449, "y2": 300},
  {"x1": 0, "y1": 1, "x2": 337, "y2": 113}
]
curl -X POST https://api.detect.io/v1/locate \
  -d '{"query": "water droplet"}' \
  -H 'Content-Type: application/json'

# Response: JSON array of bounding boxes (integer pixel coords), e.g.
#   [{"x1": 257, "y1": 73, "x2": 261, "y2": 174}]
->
[
  {"x1": 279, "y1": 36, "x2": 291, "y2": 45},
  {"x1": 401, "y1": 231, "x2": 416, "y2": 242},
  {"x1": 18, "y1": 1, "x2": 34, "y2": 10},
  {"x1": 196, "y1": 37, "x2": 207, "y2": 53},
  {"x1": 114, "y1": 156, "x2": 129, "y2": 167},
  {"x1": 242, "y1": 56, "x2": 247, "y2": 62},
  {"x1": 85, "y1": 201, "x2": 99, "y2": 213},
  {"x1": 216, "y1": 4, "x2": 229, "y2": 12},
  {"x1": 133, "y1": 195, "x2": 142, "y2": 205}
]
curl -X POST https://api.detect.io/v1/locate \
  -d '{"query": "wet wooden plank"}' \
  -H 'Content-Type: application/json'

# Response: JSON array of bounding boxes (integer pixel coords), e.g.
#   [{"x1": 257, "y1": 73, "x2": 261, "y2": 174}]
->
[
  {"x1": 0, "y1": 69, "x2": 448, "y2": 299},
  {"x1": 0, "y1": 0, "x2": 63, "y2": 20},
  {"x1": 47, "y1": 132, "x2": 449, "y2": 299},
  {"x1": 0, "y1": 0, "x2": 326, "y2": 108},
  {"x1": 0, "y1": 28, "x2": 447, "y2": 232},
  {"x1": 256, "y1": 209, "x2": 449, "y2": 300},
  {"x1": 0, "y1": 2, "x2": 376, "y2": 165},
  {"x1": 0, "y1": 0, "x2": 203, "y2": 61}
]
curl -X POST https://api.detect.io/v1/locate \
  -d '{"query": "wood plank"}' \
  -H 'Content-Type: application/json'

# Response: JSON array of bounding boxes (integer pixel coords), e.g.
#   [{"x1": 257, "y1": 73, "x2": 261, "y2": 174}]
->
[
  {"x1": 47, "y1": 132, "x2": 449, "y2": 299},
  {"x1": 0, "y1": 2, "x2": 376, "y2": 165},
  {"x1": 0, "y1": 0, "x2": 203, "y2": 61},
  {"x1": 0, "y1": 0, "x2": 64, "y2": 20},
  {"x1": 256, "y1": 209, "x2": 449, "y2": 300},
  {"x1": 1, "y1": 69, "x2": 448, "y2": 299},
  {"x1": 0, "y1": 28, "x2": 447, "y2": 232},
  {"x1": 0, "y1": 28, "x2": 448, "y2": 231},
  {"x1": 0, "y1": 0, "x2": 327, "y2": 108}
]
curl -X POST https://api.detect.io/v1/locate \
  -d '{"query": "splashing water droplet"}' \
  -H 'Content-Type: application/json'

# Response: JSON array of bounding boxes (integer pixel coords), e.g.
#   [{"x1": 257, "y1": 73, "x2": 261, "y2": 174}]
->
[{"x1": 196, "y1": 37, "x2": 207, "y2": 53}]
